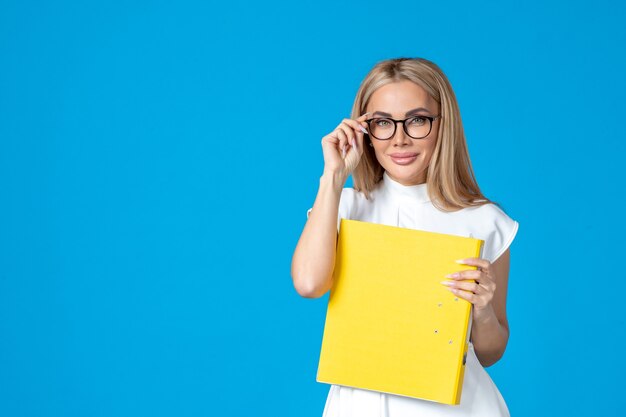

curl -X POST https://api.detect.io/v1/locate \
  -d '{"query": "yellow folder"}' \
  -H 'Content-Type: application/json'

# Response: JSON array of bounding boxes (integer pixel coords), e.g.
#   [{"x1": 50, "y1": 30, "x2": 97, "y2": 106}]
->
[{"x1": 316, "y1": 219, "x2": 484, "y2": 405}]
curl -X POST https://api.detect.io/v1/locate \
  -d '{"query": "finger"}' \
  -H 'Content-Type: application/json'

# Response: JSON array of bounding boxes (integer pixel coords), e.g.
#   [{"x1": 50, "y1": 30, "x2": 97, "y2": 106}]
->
[
  {"x1": 340, "y1": 118, "x2": 364, "y2": 138},
  {"x1": 336, "y1": 125, "x2": 353, "y2": 148},
  {"x1": 321, "y1": 133, "x2": 346, "y2": 162},
  {"x1": 342, "y1": 118, "x2": 368, "y2": 136},
  {"x1": 339, "y1": 122, "x2": 357, "y2": 140},
  {"x1": 443, "y1": 280, "x2": 482, "y2": 294},
  {"x1": 455, "y1": 257, "x2": 491, "y2": 271},
  {"x1": 346, "y1": 129, "x2": 362, "y2": 157},
  {"x1": 444, "y1": 270, "x2": 481, "y2": 280},
  {"x1": 355, "y1": 124, "x2": 365, "y2": 151},
  {"x1": 446, "y1": 287, "x2": 477, "y2": 303},
  {"x1": 354, "y1": 129, "x2": 363, "y2": 150},
  {"x1": 357, "y1": 112, "x2": 371, "y2": 133},
  {"x1": 321, "y1": 133, "x2": 341, "y2": 153},
  {"x1": 322, "y1": 132, "x2": 339, "y2": 143},
  {"x1": 335, "y1": 128, "x2": 349, "y2": 158}
]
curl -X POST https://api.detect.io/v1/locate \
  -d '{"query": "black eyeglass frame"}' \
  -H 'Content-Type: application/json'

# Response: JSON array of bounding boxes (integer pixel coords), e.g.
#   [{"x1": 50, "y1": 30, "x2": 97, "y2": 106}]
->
[{"x1": 365, "y1": 115, "x2": 442, "y2": 140}]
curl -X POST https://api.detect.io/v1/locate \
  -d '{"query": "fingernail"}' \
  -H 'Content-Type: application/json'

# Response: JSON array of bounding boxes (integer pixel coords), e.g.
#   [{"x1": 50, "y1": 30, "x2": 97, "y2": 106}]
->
[
  {"x1": 342, "y1": 146, "x2": 346, "y2": 159},
  {"x1": 351, "y1": 138, "x2": 357, "y2": 149},
  {"x1": 359, "y1": 125, "x2": 368, "y2": 134},
  {"x1": 440, "y1": 280, "x2": 453, "y2": 286},
  {"x1": 455, "y1": 259, "x2": 466, "y2": 264},
  {"x1": 445, "y1": 273, "x2": 459, "y2": 278}
]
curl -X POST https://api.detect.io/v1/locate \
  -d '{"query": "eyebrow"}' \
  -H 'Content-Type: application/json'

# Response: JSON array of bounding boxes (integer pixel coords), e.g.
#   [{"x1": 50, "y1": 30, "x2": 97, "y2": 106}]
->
[{"x1": 372, "y1": 107, "x2": 431, "y2": 117}]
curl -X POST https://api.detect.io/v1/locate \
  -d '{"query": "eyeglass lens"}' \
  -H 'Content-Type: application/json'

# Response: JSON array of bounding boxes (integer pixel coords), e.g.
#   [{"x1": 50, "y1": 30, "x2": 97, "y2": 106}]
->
[{"x1": 369, "y1": 116, "x2": 432, "y2": 140}]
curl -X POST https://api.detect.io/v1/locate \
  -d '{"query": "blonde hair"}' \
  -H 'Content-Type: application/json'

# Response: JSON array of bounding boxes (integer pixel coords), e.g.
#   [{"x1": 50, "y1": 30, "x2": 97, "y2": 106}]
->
[{"x1": 350, "y1": 57, "x2": 502, "y2": 213}]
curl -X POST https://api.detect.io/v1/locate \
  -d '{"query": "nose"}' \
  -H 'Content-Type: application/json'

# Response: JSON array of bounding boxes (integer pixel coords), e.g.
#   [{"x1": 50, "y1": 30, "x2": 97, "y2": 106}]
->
[{"x1": 391, "y1": 121, "x2": 411, "y2": 146}]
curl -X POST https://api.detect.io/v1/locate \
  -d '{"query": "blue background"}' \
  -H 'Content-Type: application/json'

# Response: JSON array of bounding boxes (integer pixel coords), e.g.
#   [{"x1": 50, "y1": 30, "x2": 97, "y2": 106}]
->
[{"x1": 1, "y1": 0, "x2": 624, "y2": 416}]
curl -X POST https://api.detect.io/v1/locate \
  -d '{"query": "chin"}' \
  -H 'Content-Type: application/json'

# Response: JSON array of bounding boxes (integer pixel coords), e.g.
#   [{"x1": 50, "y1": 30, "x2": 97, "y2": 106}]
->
[{"x1": 385, "y1": 165, "x2": 426, "y2": 184}]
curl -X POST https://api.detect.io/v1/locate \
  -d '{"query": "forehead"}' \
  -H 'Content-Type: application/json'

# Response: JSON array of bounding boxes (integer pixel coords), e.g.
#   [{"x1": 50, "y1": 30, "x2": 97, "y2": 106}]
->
[{"x1": 367, "y1": 80, "x2": 438, "y2": 114}]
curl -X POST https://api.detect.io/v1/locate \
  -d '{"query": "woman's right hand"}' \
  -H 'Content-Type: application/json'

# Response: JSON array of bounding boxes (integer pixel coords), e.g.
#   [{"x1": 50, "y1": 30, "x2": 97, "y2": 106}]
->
[{"x1": 321, "y1": 111, "x2": 370, "y2": 180}]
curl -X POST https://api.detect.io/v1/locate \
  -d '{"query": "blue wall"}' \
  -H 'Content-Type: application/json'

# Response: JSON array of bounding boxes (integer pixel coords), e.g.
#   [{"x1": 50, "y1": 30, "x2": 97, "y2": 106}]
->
[{"x1": 1, "y1": 1, "x2": 624, "y2": 416}]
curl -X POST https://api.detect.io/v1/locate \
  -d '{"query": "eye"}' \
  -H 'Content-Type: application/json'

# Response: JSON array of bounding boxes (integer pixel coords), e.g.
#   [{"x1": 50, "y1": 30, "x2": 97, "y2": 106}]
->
[
  {"x1": 375, "y1": 118, "x2": 392, "y2": 127},
  {"x1": 407, "y1": 116, "x2": 427, "y2": 126}
]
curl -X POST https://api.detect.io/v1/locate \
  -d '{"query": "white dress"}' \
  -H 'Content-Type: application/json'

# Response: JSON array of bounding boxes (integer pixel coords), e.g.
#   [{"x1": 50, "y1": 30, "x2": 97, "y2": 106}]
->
[{"x1": 307, "y1": 171, "x2": 519, "y2": 417}]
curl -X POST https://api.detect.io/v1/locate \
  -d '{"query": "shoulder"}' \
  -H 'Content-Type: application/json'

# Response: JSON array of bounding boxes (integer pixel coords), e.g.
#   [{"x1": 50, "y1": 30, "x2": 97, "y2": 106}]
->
[
  {"x1": 338, "y1": 187, "x2": 362, "y2": 219},
  {"x1": 464, "y1": 202, "x2": 517, "y2": 225},
  {"x1": 305, "y1": 186, "x2": 367, "y2": 221},
  {"x1": 461, "y1": 202, "x2": 519, "y2": 263}
]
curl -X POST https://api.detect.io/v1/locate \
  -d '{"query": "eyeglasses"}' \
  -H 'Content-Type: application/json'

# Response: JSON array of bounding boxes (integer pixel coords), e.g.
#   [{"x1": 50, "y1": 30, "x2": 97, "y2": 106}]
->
[{"x1": 365, "y1": 115, "x2": 441, "y2": 140}]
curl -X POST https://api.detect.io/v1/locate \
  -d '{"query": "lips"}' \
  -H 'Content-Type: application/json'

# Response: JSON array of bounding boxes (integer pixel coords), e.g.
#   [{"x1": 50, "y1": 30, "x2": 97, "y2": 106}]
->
[
  {"x1": 389, "y1": 153, "x2": 418, "y2": 158},
  {"x1": 389, "y1": 152, "x2": 419, "y2": 165}
]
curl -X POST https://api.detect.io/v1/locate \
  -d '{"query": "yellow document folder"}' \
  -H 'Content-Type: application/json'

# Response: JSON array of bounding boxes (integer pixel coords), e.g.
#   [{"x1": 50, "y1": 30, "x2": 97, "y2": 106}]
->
[{"x1": 316, "y1": 219, "x2": 484, "y2": 405}]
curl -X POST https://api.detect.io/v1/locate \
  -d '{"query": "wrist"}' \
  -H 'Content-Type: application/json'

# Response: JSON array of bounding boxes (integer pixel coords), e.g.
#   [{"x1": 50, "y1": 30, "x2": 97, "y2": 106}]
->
[
  {"x1": 320, "y1": 170, "x2": 347, "y2": 192},
  {"x1": 473, "y1": 303, "x2": 496, "y2": 325}
]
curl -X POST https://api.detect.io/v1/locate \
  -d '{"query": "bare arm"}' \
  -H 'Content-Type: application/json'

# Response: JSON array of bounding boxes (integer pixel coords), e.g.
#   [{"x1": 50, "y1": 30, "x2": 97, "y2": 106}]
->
[
  {"x1": 470, "y1": 247, "x2": 511, "y2": 367},
  {"x1": 291, "y1": 171, "x2": 346, "y2": 298},
  {"x1": 290, "y1": 112, "x2": 370, "y2": 299}
]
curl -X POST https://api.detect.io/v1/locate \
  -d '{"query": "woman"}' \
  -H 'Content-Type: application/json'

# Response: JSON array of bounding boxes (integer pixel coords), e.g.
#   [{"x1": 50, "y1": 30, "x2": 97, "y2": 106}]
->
[{"x1": 291, "y1": 57, "x2": 519, "y2": 416}]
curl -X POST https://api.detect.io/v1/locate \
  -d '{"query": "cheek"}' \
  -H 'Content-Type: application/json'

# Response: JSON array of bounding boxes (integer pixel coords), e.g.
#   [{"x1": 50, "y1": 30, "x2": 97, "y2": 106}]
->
[
  {"x1": 425, "y1": 138, "x2": 438, "y2": 154},
  {"x1": 371, "y1": 142, "x2": 388, "y2": 159},
  {"x1": 422, "y1": 131, "x2": 439, "y2": 155},
  {"x1": 421, "y1": 143, "x2": 437, "y2": 165}
]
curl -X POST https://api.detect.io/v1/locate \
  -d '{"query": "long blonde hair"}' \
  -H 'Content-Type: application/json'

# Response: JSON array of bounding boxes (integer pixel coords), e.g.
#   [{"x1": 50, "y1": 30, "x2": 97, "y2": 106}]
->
[{"x1": 350, "y1": 57, "x2": 501, "y2": 213}]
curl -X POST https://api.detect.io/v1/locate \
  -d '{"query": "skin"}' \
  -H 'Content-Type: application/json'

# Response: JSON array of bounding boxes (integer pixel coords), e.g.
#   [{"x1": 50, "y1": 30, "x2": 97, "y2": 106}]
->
[
  {"x1": 313, "y1": 80, "x2": 511, "y2": 367},
  {"x1": 365, "y1": 80, "x2": 440, "y2": 186},
  {"x1": 444, "y1": 252, "x2": 511, "y2": 367}
]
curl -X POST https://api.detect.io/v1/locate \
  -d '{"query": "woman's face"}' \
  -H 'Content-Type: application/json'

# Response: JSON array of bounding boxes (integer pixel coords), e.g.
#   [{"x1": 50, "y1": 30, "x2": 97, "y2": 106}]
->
[{"x1": 365, "y1": 80, "x2": 440, "y2": 186}]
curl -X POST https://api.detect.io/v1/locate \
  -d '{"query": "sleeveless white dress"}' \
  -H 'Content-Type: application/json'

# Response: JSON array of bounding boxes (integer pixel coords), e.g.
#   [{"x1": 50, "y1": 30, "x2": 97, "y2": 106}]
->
[{"x1": 307, "y1": 172, "x2": 519, "y2": 417}]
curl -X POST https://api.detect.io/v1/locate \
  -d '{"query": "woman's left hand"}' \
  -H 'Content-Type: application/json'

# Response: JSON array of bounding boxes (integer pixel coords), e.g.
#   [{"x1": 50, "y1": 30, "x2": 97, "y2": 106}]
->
[{"x1": 441, "y1": 258, "x2": 496, "y2": 321}]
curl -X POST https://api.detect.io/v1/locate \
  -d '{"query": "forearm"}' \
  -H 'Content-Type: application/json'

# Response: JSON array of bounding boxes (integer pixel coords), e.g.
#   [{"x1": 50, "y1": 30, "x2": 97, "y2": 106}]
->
[
  {"x1": 291, "y1": 171, "x2": 346, "y2": 298},
  {"x1": 470, "y1": 305, "x2": 509, "y2": 367}
]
